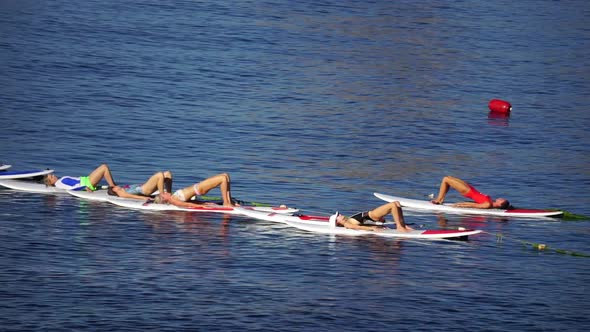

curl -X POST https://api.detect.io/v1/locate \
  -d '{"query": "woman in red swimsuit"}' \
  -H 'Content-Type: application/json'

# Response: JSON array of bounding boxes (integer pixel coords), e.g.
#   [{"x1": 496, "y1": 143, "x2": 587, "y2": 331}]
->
[{"x1": 431, "y1": 176, "x2": 510, "y2": 209}]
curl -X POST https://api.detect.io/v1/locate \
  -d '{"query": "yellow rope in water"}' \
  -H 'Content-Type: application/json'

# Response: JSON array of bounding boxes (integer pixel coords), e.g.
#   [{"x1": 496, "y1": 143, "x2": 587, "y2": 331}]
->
[{"x1": 486, "y1": 231, "x2": 590, "y2": 257}]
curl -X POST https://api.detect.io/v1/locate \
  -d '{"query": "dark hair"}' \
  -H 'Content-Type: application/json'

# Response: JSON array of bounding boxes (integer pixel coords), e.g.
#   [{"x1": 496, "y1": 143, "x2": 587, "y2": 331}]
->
[{"x1": 501, "y1": 200, "x2": 511, "y2": 209}]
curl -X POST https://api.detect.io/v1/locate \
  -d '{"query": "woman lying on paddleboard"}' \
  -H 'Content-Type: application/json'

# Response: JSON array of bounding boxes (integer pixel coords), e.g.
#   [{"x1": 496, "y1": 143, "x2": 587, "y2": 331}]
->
[
  {"x1": 330, "y1": 201, "x2": 414, "y2": 232},
  {"x1": 431, "y1": 176, "x2": 510, "y2": 209},
  {"x1": 159, "y1": 172, "x2": 237, "y2": 207},
  {"x1": 43, "y1": 164, "x2": 118, "y2": 191},
  {"x1": 110, "y1": 172, "x2": 237, "y2": 207},
  {"x1": 108, "y1": 170, "x2": 172, "y2": 199}
]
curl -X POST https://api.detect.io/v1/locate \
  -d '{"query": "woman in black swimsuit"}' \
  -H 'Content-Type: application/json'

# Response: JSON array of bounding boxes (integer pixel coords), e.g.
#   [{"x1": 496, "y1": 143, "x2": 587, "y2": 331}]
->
[{"x1": 330, "y1": 201, "x2": 413, "y2": 232}]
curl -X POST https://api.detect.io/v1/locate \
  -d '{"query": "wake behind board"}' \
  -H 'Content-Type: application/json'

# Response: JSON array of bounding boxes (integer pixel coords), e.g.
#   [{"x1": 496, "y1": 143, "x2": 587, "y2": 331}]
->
[
  {"x1": 0, "y1": 169, "x2": 54, "y2": 180},
  {"x1": 236, "y1": 208, "x2": 482, "y2": 239},
  {"x1": 0, "y1": 179, "x2": 63, "y2": 193},
  {"x1": 106, "y1": 196, "x2": 299, "y2": 215},
  {"x1": 374, "y1": 192, "x2": 563, "y2": 218},
  {"x1": 0, "y1": 164, "x2": 12, "y2": 171}
]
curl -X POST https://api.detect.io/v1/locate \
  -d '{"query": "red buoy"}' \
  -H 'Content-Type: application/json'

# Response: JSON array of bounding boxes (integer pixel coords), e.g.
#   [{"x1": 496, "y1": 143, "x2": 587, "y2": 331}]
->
[{"x1": 488, "y1": 99, "x2": 512, "y2": 114}]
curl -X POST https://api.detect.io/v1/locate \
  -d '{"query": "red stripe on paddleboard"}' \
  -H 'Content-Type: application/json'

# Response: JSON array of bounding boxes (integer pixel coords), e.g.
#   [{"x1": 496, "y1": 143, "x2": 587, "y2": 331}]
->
[
  {"x1": 422, "y1": 229, "x2": 474, "y2": 235},
  {"x1": 185, "y1": 206, "x2": 234, "y2": 211},
  {"x1": 299, "y1": 215, "x2": 330, "y2": 221},
  {"x1": 505, "y1": 209, "x2": 556, "y2": 214}
]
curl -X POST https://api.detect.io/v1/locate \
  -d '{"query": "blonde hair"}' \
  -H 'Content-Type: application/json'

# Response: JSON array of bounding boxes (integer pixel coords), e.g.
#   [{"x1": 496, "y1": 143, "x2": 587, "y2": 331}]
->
[{"x1": 42, "y1": 174, "x2": 55, "y2": 186}]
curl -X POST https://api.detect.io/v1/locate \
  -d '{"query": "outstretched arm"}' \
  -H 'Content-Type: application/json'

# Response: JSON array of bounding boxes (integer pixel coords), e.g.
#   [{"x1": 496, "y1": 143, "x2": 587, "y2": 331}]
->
[
  {"x1": 452, "y1": 201, "x2": 492, "y2": 209},
  {"x1": 339, "y1": 217, "x2": 381, "y2": 231},
  {"x1": 160, "y1": 192, "x2": 215, "y2": 208},
  {"x1": 111, "y1": 186, "x2": 150, "y2": 200}
]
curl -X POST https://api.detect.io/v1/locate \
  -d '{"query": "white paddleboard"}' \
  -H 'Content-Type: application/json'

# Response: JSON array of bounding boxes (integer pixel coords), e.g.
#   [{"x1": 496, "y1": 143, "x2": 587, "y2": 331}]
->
[
  {"x1": 236, "y1": 208, "x2": 482, "y2": 239},
  {"x1": 0, "y1": 164, "x2": 11, "y2": 171},
  {"x1": 67, "y1": 189, "x2": 111, "y2": 202},
  {"x1": 0, "y1": 179, "x2": 64, "y2": 193},
  {"x1": 0, "y1": 178, "x2": 108, "y2": 195},
  {"x1": 106, "y1": 196, "x2": 299, "y2": 215},
  {"x1": 374, "y1": 192, "x2": 563, "y2": 218},
  {"x1": 0, "y1": 169, "x2": 54, "y2": 180}
]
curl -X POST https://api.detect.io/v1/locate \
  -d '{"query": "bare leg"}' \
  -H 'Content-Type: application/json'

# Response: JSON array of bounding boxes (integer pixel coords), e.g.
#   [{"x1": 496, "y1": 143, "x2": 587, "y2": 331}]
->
[
  {"x1": 87, "y1": 164, "x2": 117, "y2": 187},
  {"x1": 368, "y1": 201, "x2": 413, "y2": 232},
  {"x1": 185, "y1": 173, "x2": 234, "y2": 206},
  {"x1": 140, "y1": 171, "x2": 168, "y2": 196},
  {"x1": 431, "y1": 176, "x2": 471, "y2": 204}
]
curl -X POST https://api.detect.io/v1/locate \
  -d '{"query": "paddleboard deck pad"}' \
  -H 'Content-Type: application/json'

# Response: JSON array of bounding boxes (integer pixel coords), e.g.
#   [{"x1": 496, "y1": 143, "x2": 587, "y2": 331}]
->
[
  {"x1": 374, "y1": 192, "x2": 563, "y2": 217},
  {"x1": 236, "y1": 208, "x2": 482, "y2": 239},
  {"x1": 106, "y1": 196, "x2": 298, "y2": 215},
  {"x1": 0, "y1": 169, "x2": 54, "y2": 180}
]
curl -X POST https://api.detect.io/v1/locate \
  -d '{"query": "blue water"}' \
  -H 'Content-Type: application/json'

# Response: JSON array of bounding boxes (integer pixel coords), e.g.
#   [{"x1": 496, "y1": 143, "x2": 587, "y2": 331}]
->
[{"x1": 1, "y1": 0, "x2": 589, "y2": 331}]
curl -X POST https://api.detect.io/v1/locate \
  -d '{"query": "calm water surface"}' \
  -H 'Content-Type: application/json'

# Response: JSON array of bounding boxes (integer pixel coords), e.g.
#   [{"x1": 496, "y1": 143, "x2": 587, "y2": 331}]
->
[{"x1": 1, "y1": 1, "x2": 589, "y2": 331}]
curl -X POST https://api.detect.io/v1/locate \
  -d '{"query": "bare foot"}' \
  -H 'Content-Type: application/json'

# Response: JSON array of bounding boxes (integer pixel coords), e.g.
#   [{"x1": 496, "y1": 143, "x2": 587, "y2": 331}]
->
[{"x1": 396, "y1": 226, "x2": 414, "y2": 232}]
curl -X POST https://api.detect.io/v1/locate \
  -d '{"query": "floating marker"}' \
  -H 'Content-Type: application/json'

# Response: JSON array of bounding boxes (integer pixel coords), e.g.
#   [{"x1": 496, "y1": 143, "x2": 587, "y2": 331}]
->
[{"x1": 489, "y1": 99, "x2": 512, "y2": 114}]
